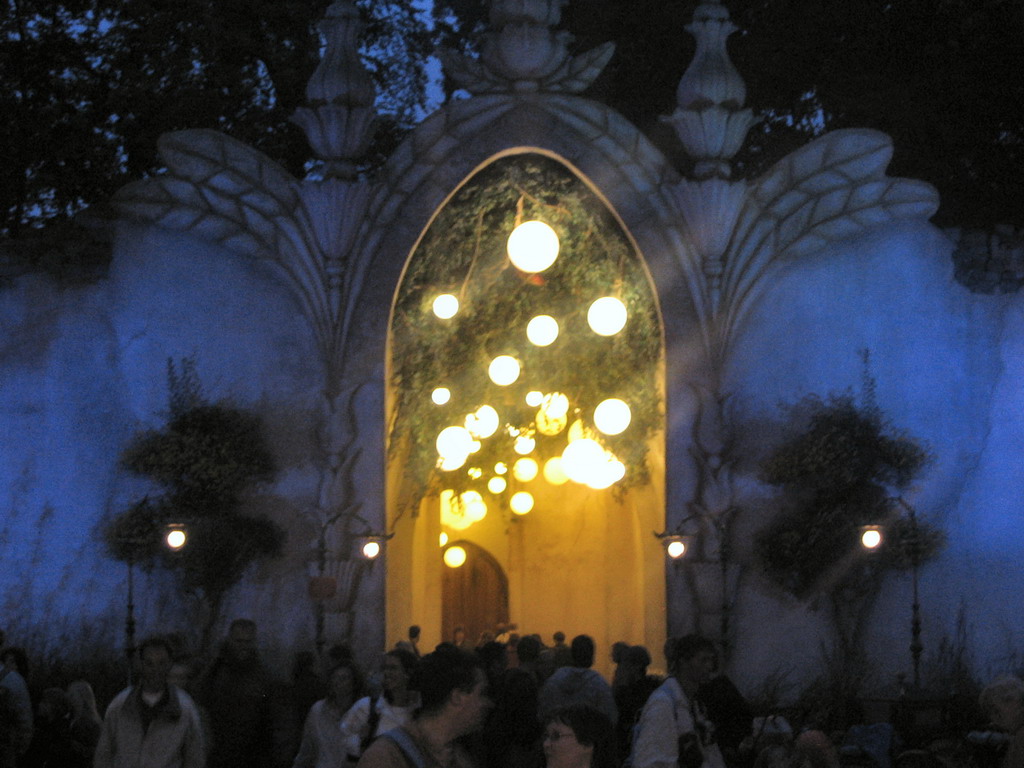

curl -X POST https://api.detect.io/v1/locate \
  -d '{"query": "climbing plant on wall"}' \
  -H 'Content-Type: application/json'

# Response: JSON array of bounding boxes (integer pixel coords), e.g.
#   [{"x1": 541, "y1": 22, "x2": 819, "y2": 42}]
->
[
  {"x1": 104, "y1": 358, "x2": 285, "y2": 650},
  {"x1": 390, "y1": 154, "x2": 661, "y2": 523}
]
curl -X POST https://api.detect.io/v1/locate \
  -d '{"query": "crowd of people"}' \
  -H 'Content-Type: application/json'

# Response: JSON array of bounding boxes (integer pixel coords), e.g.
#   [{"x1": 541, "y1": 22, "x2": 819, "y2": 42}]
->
[{"x1": 0, "y1": 622, "x2": 1022, "y2": 768}]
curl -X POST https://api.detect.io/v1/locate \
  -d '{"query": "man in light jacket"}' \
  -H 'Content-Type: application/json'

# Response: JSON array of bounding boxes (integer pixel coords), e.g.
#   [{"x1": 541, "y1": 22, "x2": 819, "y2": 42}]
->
[{"x1": 95, "y1": 635, "x2": 205, "y2": 768}]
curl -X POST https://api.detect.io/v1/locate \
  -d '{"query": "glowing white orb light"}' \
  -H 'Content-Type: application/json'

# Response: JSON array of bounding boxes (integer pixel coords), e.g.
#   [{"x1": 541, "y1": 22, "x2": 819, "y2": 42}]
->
[
  {"x1": 525, "y1": 390, "x2": 544, "y2": 407},
  {"x1": 432, "y1": 294, "x2": 459, "y2": 319},
  {"x1": 510, "y1": 491, "x2": 535, "y2": 515},
  {"x1": 439, "y1": 532, "x2": 449, "y2": 547},
  {"x1": 861, "y1": 527, "x2": 883, "y2": 550},
  {"x1": 594, "y1": 398, "x2": 631, "y2": 435},
  {"x1": 438, "y1": 453, "x2": 467, "y2": 471},
  {"x1": 543, "y1": 457, "x2": 569, "y2": 486},
  {"x1": 165, "y1": 528, "x2": 187, "y2": 550},
  {"x1": 514, "y1": 435, "x2": 536, "y2": 455},
  {"x1": 361, "y1": 541, "x2": 381, "y2": 559},
  {"x1": 488, "y1": 476, "x2": 507, "y2": 494},
  {"x1": 462, "y1": 491, "x2": 488, "y2": 522},
  {"x1": 440, "y1": 490, "x2": 472, "y2": 530},
  {"x1": 561, "y1": 438, "x2": 606, "y2": 484},
  {"x1": 587, "y1": 296, "x2": 627, "y2": 336},
  {"x1": 488, "y1": 355, "x2": 521, "y2": 386},
  {"x1": 526, "y1": 315, "x2": 559, "y2": 346},
  {"x1": 443, "y1": 545, "x2": 468, "y2": 568},
  {"x1": 437, "y1": 426, "x2": 474, "y2": 461},
  {"x1": 507, "y1": 220, "x2": 559, "y2": 273},
  {"x1": 667, "y1": 540, "x2": 686, "y2": 559},
  {"x1": 513, "y1": 457, "x2": 539, "y2": 482},
  {"x1": 431, "y1": 387, "x2": 451, "y2": 405},
  {"x1": 465, "y1": 405, "x2": 499, "y2": 438},
  {"x1": 495, "y1": 462, "x2": 508, "y2": 475}
]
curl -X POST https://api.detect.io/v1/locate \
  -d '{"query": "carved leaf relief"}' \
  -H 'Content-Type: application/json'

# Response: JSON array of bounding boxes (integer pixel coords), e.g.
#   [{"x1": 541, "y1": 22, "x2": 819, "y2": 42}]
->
[{"x1": 542, "y1": 42, "x2": 616, "y2": 93}]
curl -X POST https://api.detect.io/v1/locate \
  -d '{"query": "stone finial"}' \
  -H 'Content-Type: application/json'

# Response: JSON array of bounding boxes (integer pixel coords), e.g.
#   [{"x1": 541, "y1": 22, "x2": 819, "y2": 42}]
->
[
  {"x1": 440, "y1": 0, "x2": 613, "y2": 94},
  {"x1": 291, "y1": 0, "x2": 378, "y2": 179},
  {"x1": 662, "y1": 0, "x2": 758, "y2": 179}
]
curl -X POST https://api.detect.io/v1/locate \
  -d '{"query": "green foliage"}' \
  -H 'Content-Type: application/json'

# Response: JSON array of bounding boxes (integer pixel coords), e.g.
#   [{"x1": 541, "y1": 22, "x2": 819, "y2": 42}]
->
[
  {"x1": 390, "y1": 154, "x2": 661, "y2": 510},
  {"x1": 106, "y1": 359, "x2": 283, "y2": 615},
  {"x1": 755, "y1": 393, "x2": 940, "y2": 598}
]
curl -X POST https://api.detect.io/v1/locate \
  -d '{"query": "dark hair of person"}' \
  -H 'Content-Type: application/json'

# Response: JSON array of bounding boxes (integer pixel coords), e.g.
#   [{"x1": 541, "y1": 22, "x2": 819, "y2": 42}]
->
[
  {"x1": 1, "y1": 647, "x2": 29, "y2": 679},
  {"x1": 413, "y1": 646, "x2": 482, "y2": 716},
  {"x1": 545, "y1": 705, "x2": 617, "y2": 768},
  {"x1": 517, "y1": 635, "x2": 542, "y2": 663},
  {"x1": 611, "y1": 641, "x2": 629, "y2": 664},
  {"x1": 409, "y1": 625, "x2": 421, "y2": 640},
  {"x1": 665, "y1": 635, "x2": 715, "y2": 672},
  {"x1": 624, "y1": 645, "x2": 651, "y2": 669},
  {"x1": 571, "y1": 635, "x2": 595, "y2": 668},
  {"x1": 138, "y1": 635, "x2": 173, "y2": 659},
  {"x1": 553, "y1": 631, "x2": 565, "y2": 644},
  {"x1": 328, "y1": 660, "x2": 365, "y2": 706},
  {"x1": 386, "y1": 647, "x2": 419, "y2": 680}
]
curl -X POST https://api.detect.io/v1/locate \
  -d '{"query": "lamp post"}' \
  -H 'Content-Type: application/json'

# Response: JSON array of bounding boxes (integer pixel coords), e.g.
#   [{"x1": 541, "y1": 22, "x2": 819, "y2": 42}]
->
[{"x1": 896, "y1": 497, "x2": 924, "y2": 689}]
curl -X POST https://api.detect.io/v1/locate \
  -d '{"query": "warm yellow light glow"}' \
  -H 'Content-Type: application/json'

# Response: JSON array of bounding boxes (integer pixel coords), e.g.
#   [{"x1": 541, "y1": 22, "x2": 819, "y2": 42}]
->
[
  {"x1": 462, "y1": 490, "x2": 488, "y2": 522},
  {"x1": 513, "y1": 457, "x2": 539, "y2": 482},
  {"x1": 594, "y1": 398, "x2": 631, "y2": 435},
  {"x1": 526, "y1": 315, "x2": 559, "y2": 346},
  {"x1": 438, "y1": 453, "x2": 467, "y2": 471},
  {"x1": 495, "y1": 462, "x2": 508, "y2": 475},
  {"x1": 514, "y1": 435, "x2": 536, "y2": 454},
  {"x1": 437, "y1": 426, "x2": 474, "y2": 460},
  {"x1": 487, "y1": 476, "x2": 507, "y2": 494},
  {"x1": 432, "y1": 294, "x2": 459, "y2": 319},
  {"x1": 439, "y1": 532, "x2": 449, "y2": 547},
  {"x1": 362, "y1": 541, "x2": 381, "y2": 559},
  {"x1": 543, "y1": 457, "x2": 569, "y2": 485},
  {"x1": 467, "y1": 466, "x2": 483, "y2": 479},
  {"x1": 440, "y1": 489, "x2": 473, "y2": 530},
  {"x1": 510, "y1": 491, "x2": 534, "y2": 515},
  {"x1": 562, "y1": 438, "x2": 606, "y2": 484},
  {"x1": 465, "y1": 405, "x2": 499, "y2": 438},
  {"x1": 525, "y1": 390, "x2": 544, "y2": 407},
  {"x1": 431, "y1": 387, "x2": 451, "y2": 405},
  {"x1": 667, "y1": 540, "x2": 686, "y2": 558},
  {"x1": 488, "y1": 355, "x2": 521, "y2": 386},
  {"x1": 165, "y1": 528, "x2": 187, "y2": 550},
  {"x1": 443, "y1": 546, "x2": 468, "y2": 568},
  {"x1": 586, "y1": 455, "x2": 625, "y2": 489},
  {"x1": 587, "y1": 296, "x2": 627, "y2": 336},
  {"x1": 507, "y1": 220, "x2": 559, "y2": 273},
  {"x1": 861, "y1": 528, "x2": 883, "y2": 549},
  {"x1": 537, "y1": 392, "x2": 569, "y2": 436}
]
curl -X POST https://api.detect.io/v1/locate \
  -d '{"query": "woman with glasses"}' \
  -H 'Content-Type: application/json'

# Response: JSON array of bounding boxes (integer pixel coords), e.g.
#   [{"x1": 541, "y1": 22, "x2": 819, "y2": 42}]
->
[{"x1": 542, "y1": 705, "x2": 617, "y2": 768}]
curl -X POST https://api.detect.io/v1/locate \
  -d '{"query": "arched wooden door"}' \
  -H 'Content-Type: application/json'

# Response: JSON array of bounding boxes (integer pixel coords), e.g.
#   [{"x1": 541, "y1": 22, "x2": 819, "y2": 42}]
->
[{"x1": 442, "y1": 541, "x2": 509, "y2": 647}]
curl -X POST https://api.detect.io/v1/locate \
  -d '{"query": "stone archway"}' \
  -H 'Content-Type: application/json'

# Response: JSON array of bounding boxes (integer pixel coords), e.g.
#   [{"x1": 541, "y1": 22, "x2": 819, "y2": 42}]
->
[
  {"x1": 442, "y1": 541, "x2": 509, "y2": 646},
  {"x1": 384, "y1": 152, "x2": 666, "y2": 674}
]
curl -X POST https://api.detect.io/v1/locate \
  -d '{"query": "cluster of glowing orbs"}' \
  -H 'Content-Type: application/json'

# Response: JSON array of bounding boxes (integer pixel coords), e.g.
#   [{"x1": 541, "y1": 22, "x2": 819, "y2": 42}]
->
[
  {"x1": 361, "y1": 540, "x2": 381, "y2": 559},
  {"x1": 525, "y1": 390, "x2": 544, "y2": 407},
  {"x1": 443, "y1": 546, "x2": 467, "y2": 568},
  {"x1": 561, "y1": 439, "x2": 606, "y2": 483},
  {"x1": 594, "y1": 398, "x2": 631, "y2": 435},
  {"x1": 467, "y1": 467, "x2": 483, "y2": 479},
  {"x1": 512, "y1": 457, "x2": 539, "y2": 482},
  {"x1": 587, "y1": 297, "x2": 627, "y2": 336},
  {"x1": 543, "y1": 457, "x2": 569, "y2": 485},
  {"x1": 431, "y1": 387, "x2": 451, "y2": 405},
  {"x1": 487, "y1": 476, "x2": 507, "y2": 494},
  {"x1": 488, "y1": 355, "x2": 521, "y2": 386},
  {"x1": 440, "y1": 489, "x2": 488, "y2": 530},
  {"x1": 510, "y1": 492, "x2": 535, "y2": 515},
  {"x1": 465, "y1": 405, "x2": 499, "y2": 438},
  {"x1": 432, "y1": 294, "x2": 459, "y2": 319},
  {"x1": 514, "y1": 435, "x2": 536, "y2": 455},
  {"x1": 561, "y1": 438, "x2": 625, "y2": 488},
  {"x1": 526, "y1": 315, "x2": 559, "y2": 346},
  {"x1": 462, "y1": 491, "x2": 487, "y2": 522},
  {"x1": 666, "y1": 540, "x2": 686, "y2": 559},
  {"x1": 507, "y1": 221, "x2": 559, "y2": 273}
]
